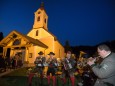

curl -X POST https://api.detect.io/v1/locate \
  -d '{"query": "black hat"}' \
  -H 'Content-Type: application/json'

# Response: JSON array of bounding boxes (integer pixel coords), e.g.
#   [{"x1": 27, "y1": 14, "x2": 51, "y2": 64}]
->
[
  {"x1": 38, "y1": 51, "x2": 44, "y2": 55},
  {"x1": 48, "y1": 52, "x2": 55, "y2": 55}
]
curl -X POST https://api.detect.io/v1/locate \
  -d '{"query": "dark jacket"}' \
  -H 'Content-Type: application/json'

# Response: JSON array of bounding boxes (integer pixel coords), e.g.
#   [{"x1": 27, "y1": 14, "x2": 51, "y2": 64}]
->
[{"x1": 34, "y1": 56, "x2": 46, "y2": 67}]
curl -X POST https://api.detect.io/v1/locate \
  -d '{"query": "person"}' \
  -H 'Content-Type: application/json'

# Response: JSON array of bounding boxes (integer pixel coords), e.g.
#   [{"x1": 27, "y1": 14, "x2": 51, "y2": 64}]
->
[
  {"x1": 28, "y1": 51, "x2": 46, "y2": 86},
  {"x1": 11, "y1": 56, "x2": 16, "y2": 69},
  {"x1": 12, "y1": 54, "x2": 18, "y2": 69},
  {"x1": 34, "y1": 51, "x2": 46, "y2": 77},
  {"x1": 61, "y1": 51, "x2": 76, "y2": 86},
  {"x1": 87, "y1": 44, "x2": 115, "y2": 86},
  {"x1": 46, "y1": 52, "x2": 58, "y2": 86},
  {"x1": 0, "y1": 54, "x2": 6, "y2": 72}
]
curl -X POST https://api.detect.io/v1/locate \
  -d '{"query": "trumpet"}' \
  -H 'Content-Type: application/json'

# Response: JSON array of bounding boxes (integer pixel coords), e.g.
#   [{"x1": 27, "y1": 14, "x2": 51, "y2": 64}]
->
[{"x1": 87, "y1": 56, "x2": 101, "y2": 62}]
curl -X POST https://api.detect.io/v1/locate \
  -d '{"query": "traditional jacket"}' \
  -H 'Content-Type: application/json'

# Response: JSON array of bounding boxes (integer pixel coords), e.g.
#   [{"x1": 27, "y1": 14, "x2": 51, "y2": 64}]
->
[
  {"x1": 62, "y1": 57, "x2": 76, "y2": 71},
  {"x1": 92, "y1": 53, "x2": 115, "y2": 86},
  {"x1": 34, "y1": 56, "x2": 46, "y2": 67},
  {"x1": 47, "y1": 57, "x2": 57, "y2": 68}
]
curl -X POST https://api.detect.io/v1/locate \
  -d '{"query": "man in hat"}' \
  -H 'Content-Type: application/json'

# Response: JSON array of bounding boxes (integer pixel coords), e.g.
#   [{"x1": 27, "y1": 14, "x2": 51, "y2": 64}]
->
[
  {"x1": 34, "y1": 51, "x2": 46, "y2": 76},
  {"x1": 46, "y1": 52, "x2": 58, "y2": 86},
  {"x1": 28, "y1": 51, "x2": 46, "y2": 86},
  {"x1": 61, "y1": 51, "x2": 76, "y2": 86}
]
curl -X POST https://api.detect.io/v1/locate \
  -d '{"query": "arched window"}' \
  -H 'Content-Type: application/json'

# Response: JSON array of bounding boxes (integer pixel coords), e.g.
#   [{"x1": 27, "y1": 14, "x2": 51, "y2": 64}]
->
[
  {"x1": 37, "y1": 16, "x2": 40, "y2": 21},
  {"x1": 44, "y1": 18, "x2": 46, "y2": 23},
  {"x1": 38, "y1": 11, "x2": 41, "y2": 14}
]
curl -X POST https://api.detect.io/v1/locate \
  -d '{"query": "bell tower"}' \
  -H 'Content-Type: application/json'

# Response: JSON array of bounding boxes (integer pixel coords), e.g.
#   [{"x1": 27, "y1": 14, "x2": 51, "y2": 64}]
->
[{"x1": 33, "y1": 2, "x2": 48, "y2": 30}]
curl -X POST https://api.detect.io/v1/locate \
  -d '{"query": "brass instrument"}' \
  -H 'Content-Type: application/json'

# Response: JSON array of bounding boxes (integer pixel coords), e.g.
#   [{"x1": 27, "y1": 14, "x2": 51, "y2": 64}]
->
[
  {"x1": 34, "y1": 57, "x2": 47, "y2": 67},
  {"x1": 77, "y1": 51, "x2": 87, "y2": 69},
  {"x1": 87, "y1": 56, "x2": 102, "y2": 64},
  {"x1": 46, "y1": 57, "x2": 58, "y2": 67},
  {"x1": 62, "y1": 58, "x2": 72, "y2": 70}
]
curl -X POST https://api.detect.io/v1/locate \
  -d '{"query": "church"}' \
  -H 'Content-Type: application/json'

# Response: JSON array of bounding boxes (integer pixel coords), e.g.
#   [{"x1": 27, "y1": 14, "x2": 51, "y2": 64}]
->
[{"x1": 0, "y1": 3, "x2": 65, "y2": 64}]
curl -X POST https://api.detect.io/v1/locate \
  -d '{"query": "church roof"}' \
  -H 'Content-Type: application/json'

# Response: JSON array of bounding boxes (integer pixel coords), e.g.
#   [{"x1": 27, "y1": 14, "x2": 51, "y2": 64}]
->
[
  {"x1": 0, "y1": 30, "x2": 48, "y2": 48},
  {"x1": 43, "y1": 28, "x2": 57, "y2": 41}
]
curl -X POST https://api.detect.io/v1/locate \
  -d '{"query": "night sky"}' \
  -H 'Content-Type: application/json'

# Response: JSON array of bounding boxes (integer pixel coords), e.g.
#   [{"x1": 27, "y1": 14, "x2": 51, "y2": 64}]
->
[{"x1": 0, "y1": 0, "x2": 115, "y2": 46}]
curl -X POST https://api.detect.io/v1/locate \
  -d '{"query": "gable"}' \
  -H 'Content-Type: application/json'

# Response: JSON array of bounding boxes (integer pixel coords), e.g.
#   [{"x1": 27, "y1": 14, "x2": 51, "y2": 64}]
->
[{"x1": 0, "y1": 30, "x2": 48, "y2": 48}]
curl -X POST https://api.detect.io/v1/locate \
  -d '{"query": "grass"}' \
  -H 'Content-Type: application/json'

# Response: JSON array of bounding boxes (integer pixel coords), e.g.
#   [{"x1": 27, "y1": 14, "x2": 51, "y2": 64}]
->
[{"x1": 1, "y1": 67, "x2": 82, "y2": 86}]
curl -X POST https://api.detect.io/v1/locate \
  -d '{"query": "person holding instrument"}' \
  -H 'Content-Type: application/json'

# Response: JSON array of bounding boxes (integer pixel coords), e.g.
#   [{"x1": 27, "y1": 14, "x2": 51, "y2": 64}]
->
[
  {"x1": 61, "y1": 51, "x2": 76, "y2": 86},
  {"x1": 34, "y1": 51, "x2": 46, "y2": 77},
  {"x1": 46, "y1": 52, "x2": 58, "y2": 86},
  {"x1": 87, "y1": 44, "x2": 115, "y2": 86}
]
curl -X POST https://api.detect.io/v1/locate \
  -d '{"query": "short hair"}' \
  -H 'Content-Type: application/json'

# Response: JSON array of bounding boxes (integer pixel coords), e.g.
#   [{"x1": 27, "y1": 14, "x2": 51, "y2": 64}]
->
[{"x1": 97, "y1": 44, "x2": 111, "y2": 51}]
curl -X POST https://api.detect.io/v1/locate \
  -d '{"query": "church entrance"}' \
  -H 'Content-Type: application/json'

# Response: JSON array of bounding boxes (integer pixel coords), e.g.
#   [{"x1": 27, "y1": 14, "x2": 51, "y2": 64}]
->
[{"x1": 13, "y1": 47, "x2": 26, "y2": 65}]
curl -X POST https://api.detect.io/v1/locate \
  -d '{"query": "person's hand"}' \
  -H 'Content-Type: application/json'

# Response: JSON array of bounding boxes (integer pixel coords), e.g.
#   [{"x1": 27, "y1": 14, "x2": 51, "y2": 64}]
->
[{"x1": 87, "y1": 57, "x2": 96, "y2": 66}]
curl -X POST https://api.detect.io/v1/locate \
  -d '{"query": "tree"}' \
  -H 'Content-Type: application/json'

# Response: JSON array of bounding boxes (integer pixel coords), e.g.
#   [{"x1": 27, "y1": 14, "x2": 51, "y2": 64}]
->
[
  {"x1": 0, "y1": 32, "x2": 4, "y2": 53},
  {"x1": 0, "y1": 32, "x2": 4, "y2": 41},
  {"x1": 64, "y1": 40, "x2": 72, "y2": 53}
]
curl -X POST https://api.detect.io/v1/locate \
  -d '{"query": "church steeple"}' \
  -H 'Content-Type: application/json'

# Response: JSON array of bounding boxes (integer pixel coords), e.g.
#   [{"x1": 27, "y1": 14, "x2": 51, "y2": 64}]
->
[{"x1": 33, "y1": 2, "x2": 48, "y2": 30}]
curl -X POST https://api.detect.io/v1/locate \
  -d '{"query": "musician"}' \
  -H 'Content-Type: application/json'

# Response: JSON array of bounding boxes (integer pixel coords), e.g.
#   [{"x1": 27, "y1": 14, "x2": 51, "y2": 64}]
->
[
  {"x1": 34, "y1": 51, "x2": 46, "y2": 77},
  {"x1": 46, "y1": 52, "x2": 57, "y2": 86},
  {"x1": 28, "y1": 51, "x2": 46, "y2": 86},
  {"x1": 61, "y1": 51, "x2": 76, "y2": 86},
  {"x1": 87, "y1": 44, "x2": 115, "y2": 86}
]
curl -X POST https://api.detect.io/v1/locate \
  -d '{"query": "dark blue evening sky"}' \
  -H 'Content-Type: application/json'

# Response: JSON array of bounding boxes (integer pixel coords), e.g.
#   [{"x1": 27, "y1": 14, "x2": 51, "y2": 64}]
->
[{"x1": 0, "y1": 0, "x2": 115, "y2": 46}]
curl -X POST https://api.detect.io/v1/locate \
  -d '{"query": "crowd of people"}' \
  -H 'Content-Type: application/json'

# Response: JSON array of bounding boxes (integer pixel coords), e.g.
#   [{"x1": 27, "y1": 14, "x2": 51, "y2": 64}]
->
[
  {"x1": 1, "y1": 44, "x2": 115, "y2": 86},
  {"x1": 28, "y1": 44, "x2": 115, "y2": 86},
  {"x1": 0, "y1": 53, "x2": 23, "y2": 73}
]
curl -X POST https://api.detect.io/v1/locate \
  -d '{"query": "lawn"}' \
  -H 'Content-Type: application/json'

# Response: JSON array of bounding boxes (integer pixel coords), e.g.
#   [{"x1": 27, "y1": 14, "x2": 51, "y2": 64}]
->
[{"x1": 0, "y1": 67, "x2": 82, "y2": 86}]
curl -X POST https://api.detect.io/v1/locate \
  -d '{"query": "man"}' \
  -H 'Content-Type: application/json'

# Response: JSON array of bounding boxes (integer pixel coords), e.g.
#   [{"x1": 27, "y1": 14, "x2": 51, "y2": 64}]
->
[
  {"x1": 61, "y1": 51, "x2": 76, "y2": 86},
  {"x1": 87, "y1": 44, "x2": 115, "y2": 86},
  {"x1": 46, "y1": 52, "x2": 57, "y2": 86},
  {"x1": 34, "y1": 51, "x2": 46, "y2": 77},
  {"x1": 28, "y1": 51, "x2": 46, "y2": 86}
]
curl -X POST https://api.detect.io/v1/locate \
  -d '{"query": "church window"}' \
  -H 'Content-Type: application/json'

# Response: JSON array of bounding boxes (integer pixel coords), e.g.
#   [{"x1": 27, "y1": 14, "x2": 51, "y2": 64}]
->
[
  {"x1": 37, "y1": 16, "x2": 40, "y2": 21},
  {"x1": 44, "y1": 18, "x2": 46, "y2": 23},
  {"x1": 13, "y1": 39, "x2": 21, "y2": 45},
  {"x1": 36, "y1": 30, "x2": 39, "y2": 36}
]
